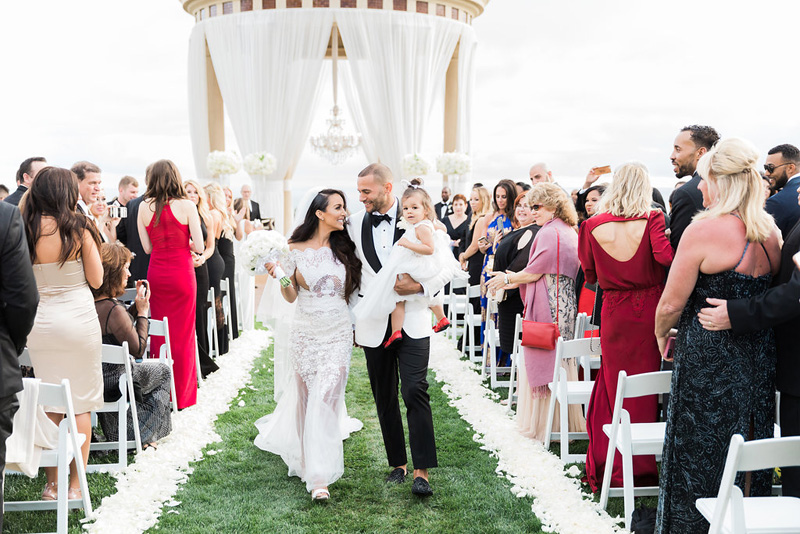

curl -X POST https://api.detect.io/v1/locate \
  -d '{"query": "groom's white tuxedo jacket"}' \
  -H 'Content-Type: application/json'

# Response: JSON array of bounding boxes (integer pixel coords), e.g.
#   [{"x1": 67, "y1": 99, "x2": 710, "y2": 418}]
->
[{"x1": 348, "y1": 204, "x2": 449, "y2": 348}]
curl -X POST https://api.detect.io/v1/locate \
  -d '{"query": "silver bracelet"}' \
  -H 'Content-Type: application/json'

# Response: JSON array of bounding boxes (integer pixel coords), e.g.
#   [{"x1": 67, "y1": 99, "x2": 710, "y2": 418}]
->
[{"x1": 504, "y1": 273, "x2": 510, "y2": 285}]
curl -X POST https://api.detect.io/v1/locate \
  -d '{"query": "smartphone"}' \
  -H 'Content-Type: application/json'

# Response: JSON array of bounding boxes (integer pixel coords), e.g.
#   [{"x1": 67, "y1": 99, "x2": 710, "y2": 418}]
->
[
  {"x1": 594, "y1": 165, "x2": 612, "y2": 175},
  {"x1": 478, "y1": 236, "x2": 489, "y2": 244},
  {"x1": 664, "y1": 336, "x2": 676, "y2": 360}
]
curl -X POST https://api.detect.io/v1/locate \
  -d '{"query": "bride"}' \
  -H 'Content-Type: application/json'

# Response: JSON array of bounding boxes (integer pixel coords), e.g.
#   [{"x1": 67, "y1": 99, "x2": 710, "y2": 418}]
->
[{"x1": 254, "y1": 188, "x2": 362, "y2": 501}]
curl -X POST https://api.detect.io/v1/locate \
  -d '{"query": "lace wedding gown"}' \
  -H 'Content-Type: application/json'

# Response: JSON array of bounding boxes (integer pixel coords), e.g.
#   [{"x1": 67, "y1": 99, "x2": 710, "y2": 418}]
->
[{"x1": 254, "y1": 247, "x2": 355, "y2": 491}]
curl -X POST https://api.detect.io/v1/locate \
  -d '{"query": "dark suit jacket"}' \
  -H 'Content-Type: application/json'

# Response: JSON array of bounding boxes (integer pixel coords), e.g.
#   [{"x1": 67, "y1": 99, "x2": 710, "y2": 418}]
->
[
  {"x1": 668, "y1": 172, "x2": 705, "y2": 250},
  {"x1": 3, "y1": 185, "x2": 27, "y2": 207},
  {"x1": 728, "y1": 219, "x2": 800, "y2": 396},
  {"x1": 434, "y1": 201, "x2": 453, "y2": 221},
  {"x1": 765, "y1": 175, "x2": 800, "y2": 239},
  {"x1": 0, "y1": 203, "x2": 38, "y2": 397},
  {"x1": 249, "y1": 200, "x2": 261, "y2": 221},
  {"x1": 117, "y1": 195, "x2": 150, "y2": 283}
]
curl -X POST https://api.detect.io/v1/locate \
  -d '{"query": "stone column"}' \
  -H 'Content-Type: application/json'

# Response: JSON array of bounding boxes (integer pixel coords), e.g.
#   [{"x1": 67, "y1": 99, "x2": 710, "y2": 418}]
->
[
  {"x1": 443, "y1": 42, "x2": 459, "y2": 187},
  {"x1": 206, "y1": 40, "x2": 225, "y2": 152}
]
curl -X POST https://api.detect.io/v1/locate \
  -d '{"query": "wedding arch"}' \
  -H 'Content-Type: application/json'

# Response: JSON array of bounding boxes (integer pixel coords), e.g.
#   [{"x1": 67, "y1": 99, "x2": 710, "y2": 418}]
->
[{"x1": 181, "y1": 0, "x2": 488, "y2": 232}]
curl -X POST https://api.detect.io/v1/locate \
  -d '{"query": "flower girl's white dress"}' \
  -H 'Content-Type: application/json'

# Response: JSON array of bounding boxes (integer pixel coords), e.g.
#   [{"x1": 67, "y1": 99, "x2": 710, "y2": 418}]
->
[{"x1": 353, "y1": 219, "x2": 466, "y2": 320}]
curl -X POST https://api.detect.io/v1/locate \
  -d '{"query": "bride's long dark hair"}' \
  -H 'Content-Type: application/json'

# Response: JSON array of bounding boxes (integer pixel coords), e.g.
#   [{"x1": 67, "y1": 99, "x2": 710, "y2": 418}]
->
[{"x1": 290, "y1": 189, "x2": 361, "y2": 302}]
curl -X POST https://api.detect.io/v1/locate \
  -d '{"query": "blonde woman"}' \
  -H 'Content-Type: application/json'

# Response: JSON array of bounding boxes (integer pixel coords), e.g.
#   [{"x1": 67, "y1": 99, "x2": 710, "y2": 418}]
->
[
  {"x1": 184, "y1": 179, "x2": 219, "y2": 377},
  {"x1": 577, "y1": 163, "x2": 673, "y2": 493},
  {"x1": 654, "y1": 138, "x2": 781, "y2": 534},
  {"x1": 206, "y1": 183, "x2": 239, "y2": 344},
  {"x1": 457, "y1": 186, "x2": 492, "y2": 350},
  {"x1": 486, "y1": 183, "x2": 585, "y2": 442}
]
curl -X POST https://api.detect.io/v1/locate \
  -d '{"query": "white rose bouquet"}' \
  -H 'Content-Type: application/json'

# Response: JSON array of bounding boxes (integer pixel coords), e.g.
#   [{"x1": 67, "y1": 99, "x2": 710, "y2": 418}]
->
[
  {"x1": 402, "y1": 154, "x2": 430, "y2": 177},
  {"x1": 436, "y1": 152, "x2": 472, "y2": 176},
  {"x1": 243, "y1": 152, "x2": 277, "y2": 176},
  {"x1": 239, "y1": 230, "x2": 292, "y2": 287},
  {"x1": 207, "y1": 150, "x2": 241, "y2": 175}
]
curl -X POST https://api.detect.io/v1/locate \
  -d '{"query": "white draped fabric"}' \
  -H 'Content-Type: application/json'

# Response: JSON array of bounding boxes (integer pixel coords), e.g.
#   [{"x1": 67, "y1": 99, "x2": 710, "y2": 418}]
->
[
  {"x1": 336, "y1": 10, "x2": 463, "y2": 177},
  {"x1": 187, "y1": 25, "x2": 211, "y2": 182},
  {"x1": 200, "y1": 11, "x2": 334, "y2": 232},
  {"x1": 456, "y1": 25, "x2": 476, "y2": 156}
]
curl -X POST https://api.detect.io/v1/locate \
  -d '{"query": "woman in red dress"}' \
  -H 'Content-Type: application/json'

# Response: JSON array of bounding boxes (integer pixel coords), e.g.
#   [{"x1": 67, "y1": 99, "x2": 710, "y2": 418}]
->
[
  {"x1": 137, "y1": 160, "x2": 204, "y2": 409},
  {"x1": 578, "y1": 162, "x2": 673, "y2": 491}
]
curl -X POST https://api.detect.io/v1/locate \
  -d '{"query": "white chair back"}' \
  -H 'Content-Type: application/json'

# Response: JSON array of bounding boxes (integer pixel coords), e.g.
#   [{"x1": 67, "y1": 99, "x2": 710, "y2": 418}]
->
[
  {"x1": 220, "y1": 278, "x2": 234, "y2": 342},
  {"x1": 148, "y1": 317, "x2": 180, "y2": 412},
  {"x1": 207, "y1": 287, "x2": 219, "y2": 359}
]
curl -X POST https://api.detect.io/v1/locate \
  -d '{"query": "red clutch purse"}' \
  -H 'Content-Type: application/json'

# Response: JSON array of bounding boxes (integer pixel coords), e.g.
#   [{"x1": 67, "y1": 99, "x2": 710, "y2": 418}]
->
[{"x1": 520, "y1": 231, "x2": 561, "y2": 350}]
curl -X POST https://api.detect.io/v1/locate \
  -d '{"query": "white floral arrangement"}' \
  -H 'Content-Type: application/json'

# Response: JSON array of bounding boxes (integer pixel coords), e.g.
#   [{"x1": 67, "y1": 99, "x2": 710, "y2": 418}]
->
[
  {"x1": 239, "y1": 230, "x2": 292, "y2": 287},
  {"x1": 207, "y1": 150, "x2": 241, "y2": 176},
  {"x1": 402, "y1": 153, "x2": 430, "y2": 177},
  {"x1": 436, "y1": 151, "x2": 472, "y2": 176},
  {"x1": 243, "y1": 152, "x2": 277, "y2": 176}
]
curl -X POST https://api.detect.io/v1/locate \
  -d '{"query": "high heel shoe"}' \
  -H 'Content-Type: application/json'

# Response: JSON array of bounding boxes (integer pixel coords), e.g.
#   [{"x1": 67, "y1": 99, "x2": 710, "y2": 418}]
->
[
  {"x1": 41, "y1": 482, "x2": 57, "y2": 501},
  {"x1": 383, "y1": 330, "x2": 403, "y2": 348},
  {"x1": 432, "y1": 317, "x2": 451, "y2": 333},
  {"x1": 67, "y1": 487, "x2": 82, "y2": 500},
  {"x1": 311, "y1": 488, "x2": 330, "y2": 501}
]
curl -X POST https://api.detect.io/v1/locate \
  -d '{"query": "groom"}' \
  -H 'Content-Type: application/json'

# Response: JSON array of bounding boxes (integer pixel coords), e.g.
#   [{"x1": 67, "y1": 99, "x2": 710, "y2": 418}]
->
[{"x1": 349, "y1": 163, "x2": 449, "y2": 496}]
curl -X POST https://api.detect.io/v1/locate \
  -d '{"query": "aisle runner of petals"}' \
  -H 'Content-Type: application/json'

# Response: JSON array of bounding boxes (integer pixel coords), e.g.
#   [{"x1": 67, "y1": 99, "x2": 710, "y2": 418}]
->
[
  {"x1": 83, "y1": 330, "x2": 271, "y2": 534},
  {"x1": 429, "y1": 334, "x2": 625, "y2": 534}
]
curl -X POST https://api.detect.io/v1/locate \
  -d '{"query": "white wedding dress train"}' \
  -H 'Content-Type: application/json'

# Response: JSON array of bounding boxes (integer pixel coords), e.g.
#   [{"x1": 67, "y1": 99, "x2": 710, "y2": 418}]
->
[{"x1": 254, "y1": 247, "x2": 358, "y2": 491}]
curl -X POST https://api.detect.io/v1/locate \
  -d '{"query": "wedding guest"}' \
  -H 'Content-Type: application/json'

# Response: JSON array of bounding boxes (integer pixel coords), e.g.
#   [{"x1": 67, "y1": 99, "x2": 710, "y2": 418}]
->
[
  {"x1": 492, "y1": 193, "x2": 539, "y2": 357},
  {"x1": 22, "y1": 166, "x2": 104, "y2": 501},
  {"x1": 529, "y1": 163, "x2": 554, "y2": 185},
  {"x1": 90, "y1": 193, "x2": 120, "y2": 243},
  {"x1": 458, "y1": 187, "x2": 492, "y2": 349},
  {"x1": 0, "y1": 184, "x2": 10, "y2": 202},
  {"x1": 443, "y1": 193, "x2": 469, "y2": 256},
  {"x1": 578, "y1": 162, "x2": 673, "y2": 493},
  {"x1": 5, "y1": 157, "x2": 47, "y2": 206},
  {"x1": 117, "y1": 168, "x2": 149, "y2": 284},
  {"x1": 0, "y1": 201, "x2": 38, "y2": 523},
  {"x1": 110, "y1": 176, "x2": 139, "y2": 207},
  {"x1": 241, "y1": 184, "x2": 261, "y2": 221},
  {"x1": 233, "y1": 198, "x2": 255, "y2": 237},
  {"x1": 582, "y1": 185, "x2": 606, "y2": 219},
  {"x1": 184, "y1": 180, "x2": 219, "y2": 378},
  {"x1": 668, "y1": 124, "x2": 720, "y2": 249},
  {"x1": 764, "y1": 143, "x2": 800, "y2": 238},
  {"x1": 655, "y1": 138, "x2": 780, "y2": 533},
  {"x1": 139, "y1": 161, "x2": 205, "y2": 409},
  {"x1": 434, "y1": 186, "x2": 453, "y2": 220},
  {"x1": 92, "y1": 243, "x2": 172, "y2": 448},
  {"x1": 71, "y1": 161, "x2": 103, "y2": 220},
  {"x1": 579, "y1": 167, "x2": 664, "y2": 220},
  {"x1": 516, "y1": 181, "x2": 531, "y2": 197},
  {"x1": 487, "y1": 183, "x2": 585, "y2": 442},
  {"x1": 205, "y1": 183, "x2": 235, "y2": 351}
]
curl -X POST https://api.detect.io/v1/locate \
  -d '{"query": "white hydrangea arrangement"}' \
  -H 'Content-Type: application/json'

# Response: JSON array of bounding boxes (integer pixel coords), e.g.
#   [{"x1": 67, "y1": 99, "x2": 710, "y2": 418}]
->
[
  {"x1": 243, "y1": 152, "x2": 277, "y2": 176},
  {"x1": 207, "y1": 151, "x2": 241, "y2": 176},
  {"x1": 436, "y1": 152, "x2": 472, "y2": 176},
  {"x1": 402, "y1": 154, "x2": 430, "y2": 177},
  {"x1": 239, "y1": 230, "x2": 292, "y2": 287}
]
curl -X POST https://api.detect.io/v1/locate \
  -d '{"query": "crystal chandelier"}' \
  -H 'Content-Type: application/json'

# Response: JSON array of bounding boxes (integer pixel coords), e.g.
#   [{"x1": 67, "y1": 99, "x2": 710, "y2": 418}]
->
[{"x1": 309, "y1": 24, "x2": 360, "y2": 165}]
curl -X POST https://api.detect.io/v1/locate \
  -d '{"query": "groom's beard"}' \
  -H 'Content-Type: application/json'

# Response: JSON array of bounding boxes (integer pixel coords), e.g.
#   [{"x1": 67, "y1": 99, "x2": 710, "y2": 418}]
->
[{"x1": 367, "y1": 194, "x2": 392, "y2": 214}]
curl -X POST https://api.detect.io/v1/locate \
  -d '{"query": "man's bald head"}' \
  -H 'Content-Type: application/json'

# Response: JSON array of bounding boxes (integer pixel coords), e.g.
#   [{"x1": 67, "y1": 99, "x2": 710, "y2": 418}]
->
[{"x1": 529, "y1": 163, "x2": 553, "y2": 185}]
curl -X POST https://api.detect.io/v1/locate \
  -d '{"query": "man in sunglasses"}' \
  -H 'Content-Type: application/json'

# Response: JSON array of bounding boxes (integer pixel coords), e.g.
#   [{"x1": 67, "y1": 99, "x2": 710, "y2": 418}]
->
[{"x1": 764, "y1": 144, "x2": 800, "y2": 238}]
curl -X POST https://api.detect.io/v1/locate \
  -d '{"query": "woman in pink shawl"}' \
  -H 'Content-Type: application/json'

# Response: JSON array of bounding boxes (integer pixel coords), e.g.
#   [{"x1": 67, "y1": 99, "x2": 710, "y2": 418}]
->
[{"x1": 487, "y1": 183, "x2": 586, "y2": 442}]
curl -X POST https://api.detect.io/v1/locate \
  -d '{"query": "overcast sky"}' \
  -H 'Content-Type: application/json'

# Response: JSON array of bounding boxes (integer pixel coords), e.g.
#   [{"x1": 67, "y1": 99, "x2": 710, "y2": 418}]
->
[{"x1": 1, "y1": 0, "x2": 798, "y2": 204}]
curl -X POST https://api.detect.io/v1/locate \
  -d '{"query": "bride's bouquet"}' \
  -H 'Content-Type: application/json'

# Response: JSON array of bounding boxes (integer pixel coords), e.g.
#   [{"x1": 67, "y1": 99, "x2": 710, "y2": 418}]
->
[{"x1": 239, "y1": 230, "x2": 292, "y2": 287}]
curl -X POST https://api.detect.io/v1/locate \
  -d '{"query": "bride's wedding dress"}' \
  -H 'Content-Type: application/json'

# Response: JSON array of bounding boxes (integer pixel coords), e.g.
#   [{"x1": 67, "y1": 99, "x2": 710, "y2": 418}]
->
[{"x1": 254, "y1": 247, "x2": 355, "y2": 491}]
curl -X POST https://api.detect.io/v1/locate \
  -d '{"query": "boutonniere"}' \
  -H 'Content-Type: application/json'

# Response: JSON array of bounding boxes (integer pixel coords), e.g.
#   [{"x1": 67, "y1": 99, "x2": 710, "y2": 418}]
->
[{"x1": 397, "y1": 219, "x2": 412, "y2": 232}]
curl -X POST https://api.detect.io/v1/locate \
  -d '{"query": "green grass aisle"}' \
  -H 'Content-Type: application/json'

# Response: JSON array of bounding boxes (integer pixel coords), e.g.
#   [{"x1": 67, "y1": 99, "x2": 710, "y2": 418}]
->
[{"x1": 150, "y1": 344, "x2": 542, "y2": 534}]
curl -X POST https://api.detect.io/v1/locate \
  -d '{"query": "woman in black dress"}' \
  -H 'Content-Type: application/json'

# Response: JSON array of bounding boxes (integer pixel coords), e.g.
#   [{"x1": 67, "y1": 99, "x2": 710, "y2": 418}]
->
[
  {"x1": 458, "y1": 186, "x2": 492, "y2": 349},
  {"x1": 443, "y1": 194, "x2": 469, "y2": 258},
  {"x1": 491, "y1": 192, "x2": 539, "y2": 357},
  {"x1": 205, "y1": 183, "x2": 231, "y2": 355},
  {"x1": 184, "y1": 180, "x2": 219, "y2": 377}
]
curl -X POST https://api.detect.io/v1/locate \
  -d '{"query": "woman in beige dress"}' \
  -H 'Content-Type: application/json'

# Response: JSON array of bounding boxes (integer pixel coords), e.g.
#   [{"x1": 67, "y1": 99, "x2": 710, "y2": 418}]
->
[{"x1": 21, "y1": 166, "x2": 104, "y2": 501}]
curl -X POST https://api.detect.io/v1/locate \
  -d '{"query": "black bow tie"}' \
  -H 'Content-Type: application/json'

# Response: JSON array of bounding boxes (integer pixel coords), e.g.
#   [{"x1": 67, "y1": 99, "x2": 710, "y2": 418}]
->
[{"x1": 371, "y1": 213, "x2": 392, "y2": 227}]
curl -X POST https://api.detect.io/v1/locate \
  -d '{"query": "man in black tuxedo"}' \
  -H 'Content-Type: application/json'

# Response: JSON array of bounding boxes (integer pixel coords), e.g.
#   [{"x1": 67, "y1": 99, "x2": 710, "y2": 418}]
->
[
  {"x1": 240, "y1": 184, "x2": 261, "y2": 221},
  {"x1": 764, "y1": 144, "x2": 800, "y2": 238},
  {"x1": 698, "y1": 190, "x2": 800, "y2": 498},
  {"x1": 434, "y1": 186, "x2": 452, "y2": 220},
  {"x1": 0, "y1": 202, "x2": 39, "y2": 525},
  {"x1": 668, "y1": 125, "x2": 720, "y2": 250},
  {"x1": 5, "y1": 157, "x2": 47, "y2": 207},
  {"x1": 117, "y1": 194, "x2": 150, "y2": 284}
]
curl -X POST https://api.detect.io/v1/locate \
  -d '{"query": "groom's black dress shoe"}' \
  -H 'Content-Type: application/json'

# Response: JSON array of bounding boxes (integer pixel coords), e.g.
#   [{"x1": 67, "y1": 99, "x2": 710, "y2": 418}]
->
[
  {"x1": 411, "y1": 477, "x2": 433, "y2": 496},
  {"x1": 385, "y1": 468, "x2": 407, "y2": 484}
]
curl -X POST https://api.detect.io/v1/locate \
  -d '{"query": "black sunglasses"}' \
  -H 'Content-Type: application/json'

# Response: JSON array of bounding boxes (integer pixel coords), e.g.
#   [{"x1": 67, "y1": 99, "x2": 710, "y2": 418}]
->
[{"x1": 764, "y1": 162, "x2": 791, "y2": 173}]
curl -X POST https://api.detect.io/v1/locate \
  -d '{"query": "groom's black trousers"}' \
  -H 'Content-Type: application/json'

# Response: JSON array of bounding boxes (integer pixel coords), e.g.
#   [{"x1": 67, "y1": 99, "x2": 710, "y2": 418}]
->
[{"x1": 363, "y1": 323, "x2": 437, "y2": 470}]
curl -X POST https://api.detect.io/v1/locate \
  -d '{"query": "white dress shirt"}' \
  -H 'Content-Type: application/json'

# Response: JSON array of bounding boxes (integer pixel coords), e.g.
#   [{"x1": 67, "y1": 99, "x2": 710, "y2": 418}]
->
[
  {"x1": 77, "y1": 199, "x2": 95, "y2": 222},
  {"x1": 371, "y1": 197, "x2": 398, "y2": 267}
]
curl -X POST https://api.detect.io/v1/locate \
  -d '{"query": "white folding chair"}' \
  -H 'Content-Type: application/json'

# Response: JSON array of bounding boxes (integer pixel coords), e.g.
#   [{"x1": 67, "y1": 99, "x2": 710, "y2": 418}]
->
[
  {"x1": 148, "y1": 317, "x2": 180, "y2": 412},
  {"x1": 220, "y1": 278, "x2": 234, "y2": 343},
  {"x1": 506, "y1": 314, "x2": 523, "y2": 411},
  {"x1": 119, "y1": 287, "x2": 138, "y2": 304},
  {"x1": 207, "y1": 287, "x2": 219, "y2": 359},
  {"x1": 4, "y1": 377, "x2": 93, "y2": 533},
  {"x1": 483, "y1": 298, "x2": 513, "y2": 388},
  {"x1": 234, "y1": 276, "x2": 243, "y2": 332},
  {"x1": 696, "y1": 434, "x2": 800, "y2": 534},
  {"x1": 88, "y1": 343, "x2": 143, "y2": 472},
  {"x1": 445, "y1": 277, "x2": 469, "y2": 342},
  {"x1": 574, "y1": 312, "x2": 601, "y2": 383},
  {"x1": 460, "y1": 285, "x2": 482, "y2": 363},
  {"x1": 543, "y1": 336, "x2": 598, "y2": 463},
  {"x1": 599, "y1": 370, "x2": 671, "y2": 529}
]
